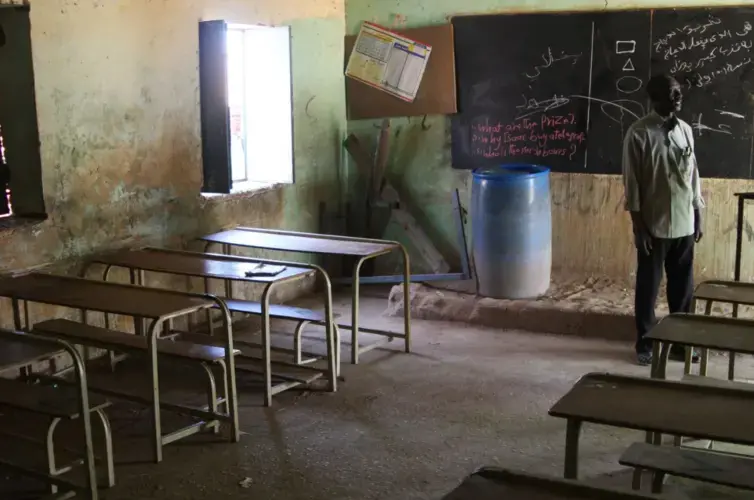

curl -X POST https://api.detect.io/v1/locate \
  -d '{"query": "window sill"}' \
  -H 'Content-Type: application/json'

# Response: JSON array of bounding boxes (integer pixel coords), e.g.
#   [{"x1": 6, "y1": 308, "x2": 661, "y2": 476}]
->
[
  {"x1": 201, "y1": 181, "x2": 291, "y2": 200},
  {"x1": 0, "y1": 214, "x2": 47, "y2": 232}
]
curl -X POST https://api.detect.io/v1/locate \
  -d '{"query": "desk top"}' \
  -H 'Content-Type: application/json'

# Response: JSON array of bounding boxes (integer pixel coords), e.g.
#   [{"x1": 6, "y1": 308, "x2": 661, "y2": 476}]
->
[
  {"x1": 441, "y1": 468, "x2": 656, "y2": 500},
  {"x1": 91, "y1": 248, "x2": 314, "y2": 284},
  {"x1": 549, "y1": 372, "x2": 754, "y2": 446},
  {"x1": 695, "y1": 280, "x2": 754, "y2": 306},
  {"x1": 647, "y1": 313, "x2": 754, "y2": 354},
  {"x1": 0, "y1": 273, "x2": 211, "y2": 319},
  {"x1": 201, "y1": 228, "x2": 398, "y2": 257}
]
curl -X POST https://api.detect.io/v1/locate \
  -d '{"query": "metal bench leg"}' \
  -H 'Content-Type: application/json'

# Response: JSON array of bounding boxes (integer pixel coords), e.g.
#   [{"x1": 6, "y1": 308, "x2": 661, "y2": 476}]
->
[
  {"x1": 564, "y1": 419, "x2": 582, "y2": 480},
  {"x1": 399, "y1": 243, "x2": 411, "y2": 354},
  {"x1": 147, "y1": 321, "x2": 163, "y2": 464},
  {"x1": 46, "y1": 418, "x2": 63, "y2": 494},
  {"x1": 293, "y1": 321, "x2": 309, "y2": 365},
  {"x1": 93, "y1": 409, "x2": 115, "y2": 488},
  {"x1": 200, "y1": 362, "x2": 220, "y2": 435},
  {"x1": 651, "y1": 471, "x2": 666, "y2": 494},
  {"x1": 334, "y1": 325, "x2": 341, "y2": 378}
]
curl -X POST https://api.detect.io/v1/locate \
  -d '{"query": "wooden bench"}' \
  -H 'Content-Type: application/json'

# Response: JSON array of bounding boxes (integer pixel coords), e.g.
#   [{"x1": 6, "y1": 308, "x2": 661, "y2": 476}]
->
[
  {"x1": 33, "y1": 319, "x2": 238, "y2": 448},
  {"x1": 693, "y1": 280, "x2": 754, "y2": 379},
  {"x1": 0, "y1": 377, "x2": 115, "y2": 493},
  {"x1": 209, "y1": 298, "x2": 341, "y2": 375},
  {"x1": 620, "y1": 442, "x2": 754, "y2": 493},
  {"x1": 442, "y1": 467, "x2": 658, "y2": 499},
  {"x1": 34, "y1": 319, "x2": 236, "y2": 363}
]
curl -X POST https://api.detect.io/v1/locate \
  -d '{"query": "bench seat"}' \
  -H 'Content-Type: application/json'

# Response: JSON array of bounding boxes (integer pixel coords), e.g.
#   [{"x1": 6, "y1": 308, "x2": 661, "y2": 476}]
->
[
  {"x1": 218, "y1": 298, "x2": 327, "y2": 323},
  {"x1": 620, "y1": 442, "x2": 754, "y2": 491},
  {"x1": 33, "y1": 319, "x2": 237, "y2": 363},
  {"x1": 0, "y1": 377, "x2": 109, "y2": 420}
]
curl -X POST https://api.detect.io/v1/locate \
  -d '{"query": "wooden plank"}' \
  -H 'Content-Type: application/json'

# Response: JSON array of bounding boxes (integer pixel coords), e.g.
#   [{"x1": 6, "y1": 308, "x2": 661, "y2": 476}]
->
[
  {"x1": 442, "y1": 467, "x2": 656, "y2": 499},
  {"x1": 390, "y1": 208, "x2": 450, "y2": 274},
  {"x1": 34, "y1": 319, "x2": 235, "y2": 363},
  {"x1": 549, "y1": 372, "x2": 754, "y2": 446},
  {"x1": 647, "y1": 314, "x2": 754, "y2": 355},
  {"x1": 373, "y1": 119, "x2": 391, "y2": 200},
  {"x1": 345, "y1": 24, "x2": 457, "y2": 120},
  {"x1": 620, "y1": 442, "x2": 754, "y2": 490},
  {"x1": 343, "y1": 133, "x2": 375, "y2": 181}
]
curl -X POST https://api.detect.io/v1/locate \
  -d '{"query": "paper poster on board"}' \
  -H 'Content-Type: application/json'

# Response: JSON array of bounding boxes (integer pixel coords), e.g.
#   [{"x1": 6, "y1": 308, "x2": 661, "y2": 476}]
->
[{"x1": 346, "y1": 22, "x2": 432, "y2": 102}]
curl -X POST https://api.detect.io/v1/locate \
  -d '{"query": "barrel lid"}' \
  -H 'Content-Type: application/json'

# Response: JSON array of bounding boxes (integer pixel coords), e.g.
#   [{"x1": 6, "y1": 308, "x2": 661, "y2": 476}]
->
[{"x1": 472, "y1": 164, "x2": 550, "y2": 181}]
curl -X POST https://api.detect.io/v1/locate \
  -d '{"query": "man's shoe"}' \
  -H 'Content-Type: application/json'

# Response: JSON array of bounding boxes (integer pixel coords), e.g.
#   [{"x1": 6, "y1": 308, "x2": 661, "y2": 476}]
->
[
  {"x1": 637, "y1": 352, "x2": 653, "y2": 366},
  {"x1": 669, "y1": 347, "x2": 700, "y2": 363}
]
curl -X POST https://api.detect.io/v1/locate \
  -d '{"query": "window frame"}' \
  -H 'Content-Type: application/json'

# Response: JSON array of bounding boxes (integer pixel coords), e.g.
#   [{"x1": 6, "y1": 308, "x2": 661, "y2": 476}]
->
[{"x1": 198, "y1": 20, "x2": 295, "y2": 195}]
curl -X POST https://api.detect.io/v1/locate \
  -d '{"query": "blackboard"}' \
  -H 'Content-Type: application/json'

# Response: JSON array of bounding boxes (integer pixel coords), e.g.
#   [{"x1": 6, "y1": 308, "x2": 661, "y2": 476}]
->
[{"x1": 451, "y1": 8, "x2": 754, "y2": 178}]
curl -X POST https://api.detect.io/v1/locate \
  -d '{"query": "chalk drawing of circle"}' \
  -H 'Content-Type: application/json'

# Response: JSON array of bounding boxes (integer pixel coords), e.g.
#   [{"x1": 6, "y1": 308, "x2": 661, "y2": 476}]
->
[{"x1": 616, "y1": 75, "x2": 643, "y2": 94}]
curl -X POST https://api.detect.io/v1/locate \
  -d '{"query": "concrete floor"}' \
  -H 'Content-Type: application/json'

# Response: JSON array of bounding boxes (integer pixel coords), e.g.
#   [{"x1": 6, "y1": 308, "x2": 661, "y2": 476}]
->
[{"x1": 6, "y1": 290, "x2": 754, "y2": 499}]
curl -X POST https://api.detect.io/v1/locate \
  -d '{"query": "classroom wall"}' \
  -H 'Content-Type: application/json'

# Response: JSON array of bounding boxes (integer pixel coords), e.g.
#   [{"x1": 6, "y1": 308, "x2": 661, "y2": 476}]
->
[
  {"x1": 346, "y1": 0, "x2": 754, "y2": 283},
  {"x1": 0, "y1": 0, "x2": 346, "y2": 275}
]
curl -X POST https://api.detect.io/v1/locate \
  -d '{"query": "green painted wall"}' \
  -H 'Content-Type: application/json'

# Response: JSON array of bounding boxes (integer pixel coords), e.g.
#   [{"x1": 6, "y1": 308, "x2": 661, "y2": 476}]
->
[
  {"x1": 0, "y1": 0, "x2": 346, "y2": 272},
  {"x1": 345, "y1": 0, "x2": 754, "y2": 281}
]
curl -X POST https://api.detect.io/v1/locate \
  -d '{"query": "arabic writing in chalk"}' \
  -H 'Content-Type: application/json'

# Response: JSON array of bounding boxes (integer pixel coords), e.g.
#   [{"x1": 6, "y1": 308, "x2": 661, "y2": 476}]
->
[
  {"x1": 654, "y1": 15, "x2": 723, "y2": 53},
  {"x1": 515, "y1": 94, "x2": 570, "y2": 119},
  {"x1": 524, "y1": 47, "x2": 582, "y2": 80}
]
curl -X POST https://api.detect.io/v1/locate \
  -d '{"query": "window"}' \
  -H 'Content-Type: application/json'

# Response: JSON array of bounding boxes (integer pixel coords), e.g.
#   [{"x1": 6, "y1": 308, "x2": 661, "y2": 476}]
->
[
  {"x1": 199, "y1": 21, "x2": 294, "y2": 194},
  {"x1": 0, "y1": 5, "x2": 46, "y2": 222}
]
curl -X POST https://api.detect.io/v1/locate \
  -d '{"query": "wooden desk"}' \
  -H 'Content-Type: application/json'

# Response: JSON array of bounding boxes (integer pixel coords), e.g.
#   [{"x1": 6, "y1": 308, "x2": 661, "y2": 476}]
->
[
  {"x1": 549, "y1": 372, "x2": 754, "y2": 480},
  {"x1": 0, "y1": 273, "x2": 239, "y2": 463},
  {"x1": 84, "y1": 247, "x2": 337, "y2": 405},
  {"x1": 442, "y1": 467, "x2": 658, "y2": 500},
  {"x1": 647, "y1": 313, "x2": 754, "y2": 380},
  {"x1": 693, "y1": 280, "x2": 754, "y2": 379},
  {"x1": 200, "y1": 227, "x2": 411, "y2": 364}
]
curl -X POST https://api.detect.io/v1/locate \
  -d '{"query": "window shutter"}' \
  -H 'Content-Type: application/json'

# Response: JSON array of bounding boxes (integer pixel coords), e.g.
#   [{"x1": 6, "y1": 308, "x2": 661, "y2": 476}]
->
[{"x1": 199, "y1": 20, "x2": 232, "y2": 194}]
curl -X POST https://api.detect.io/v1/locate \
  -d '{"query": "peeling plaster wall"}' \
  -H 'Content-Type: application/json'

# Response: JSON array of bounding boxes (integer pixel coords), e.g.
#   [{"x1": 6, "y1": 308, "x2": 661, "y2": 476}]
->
[
  {"x1": 0, "y1": 0, "x2": 346, "y2": 272},
  {"x1": 346, "y1": 0, "x2": 754, "y2": 283}
]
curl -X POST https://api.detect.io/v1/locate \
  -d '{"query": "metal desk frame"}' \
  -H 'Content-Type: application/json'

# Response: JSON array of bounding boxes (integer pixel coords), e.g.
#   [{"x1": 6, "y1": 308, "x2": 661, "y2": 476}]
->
[
  {"x1": 2, "y1": 274, "x2": 239, "y2": 464},
  {"x1": 202, "y1": 227, "x2": 411, "y2": 365},
  {"x1": 0, "y1": 329, "x2": 99, "y2": 500},
  {"x1": 82, "y1": 247, "x2": 338, "y2": 406}
]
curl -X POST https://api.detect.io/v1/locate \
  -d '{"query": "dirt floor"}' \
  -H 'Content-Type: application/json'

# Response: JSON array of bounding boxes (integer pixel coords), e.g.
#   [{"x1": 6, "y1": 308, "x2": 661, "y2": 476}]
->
[
  {"x1": 388, "y1": 274, "x2": 754, "y2": 341},
  {"x1": 3, "y1": 287, "x2": 754, "y2": 499}
]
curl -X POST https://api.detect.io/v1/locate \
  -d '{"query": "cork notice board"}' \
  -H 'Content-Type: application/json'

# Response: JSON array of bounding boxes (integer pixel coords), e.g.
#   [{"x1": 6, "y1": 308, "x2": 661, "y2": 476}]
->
[{"x1": 345, "y1": 24, "x2": 457, "y2": 120}]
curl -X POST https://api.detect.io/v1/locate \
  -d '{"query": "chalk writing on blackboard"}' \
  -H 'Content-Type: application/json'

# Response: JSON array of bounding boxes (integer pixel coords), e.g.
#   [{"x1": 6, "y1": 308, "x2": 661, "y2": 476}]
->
[
  {"x1": 470, "y1": 112, "x2": 586, "y2": 160},
  {"x1": 655, "y1": 15, "x2": 754, "y2": 89},
  {"x1": 515, "y1": 94, "x2": 570, "y2": 119},
  {"x1": 524, "y1": 47, "x2": 582, "y2": 80}
]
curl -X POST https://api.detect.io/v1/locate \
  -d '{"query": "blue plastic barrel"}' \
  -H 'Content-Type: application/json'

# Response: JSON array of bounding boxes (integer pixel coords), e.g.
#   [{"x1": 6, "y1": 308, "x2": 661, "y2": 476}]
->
[{"x1": 471, "y1": 164, "x2": 552, "y2": 299}]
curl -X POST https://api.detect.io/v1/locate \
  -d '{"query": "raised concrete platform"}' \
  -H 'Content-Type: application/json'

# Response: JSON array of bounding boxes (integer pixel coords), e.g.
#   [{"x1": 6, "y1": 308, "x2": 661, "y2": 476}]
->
[{"x1": 387, "y1": 276, "x2": 750, "y2": 341}]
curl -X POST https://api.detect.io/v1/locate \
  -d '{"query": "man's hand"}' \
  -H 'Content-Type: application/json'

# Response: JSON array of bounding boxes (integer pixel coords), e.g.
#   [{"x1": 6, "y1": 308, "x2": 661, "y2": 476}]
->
[
  {"x1": 630, "y1": 211, "x2": 652, "y2": 256},
  {"x1": 694, "y1": 209, "x2": 703, "y2": 243},
  {"x1": 634, "y1": 224, "x2": 653, "y2": 256}
]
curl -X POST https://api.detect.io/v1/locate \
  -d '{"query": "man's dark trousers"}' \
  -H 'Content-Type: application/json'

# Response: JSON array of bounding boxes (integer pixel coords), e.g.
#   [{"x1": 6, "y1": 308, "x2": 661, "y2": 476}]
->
[{"x1": 635, "y1": 235, "x2": 695, "y2": 355}]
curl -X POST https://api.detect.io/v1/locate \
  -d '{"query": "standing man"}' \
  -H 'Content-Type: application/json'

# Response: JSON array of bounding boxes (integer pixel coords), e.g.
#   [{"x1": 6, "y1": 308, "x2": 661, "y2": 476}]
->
[{"x1": 622, "y1": 74, "x2": 705, "y2": 366}]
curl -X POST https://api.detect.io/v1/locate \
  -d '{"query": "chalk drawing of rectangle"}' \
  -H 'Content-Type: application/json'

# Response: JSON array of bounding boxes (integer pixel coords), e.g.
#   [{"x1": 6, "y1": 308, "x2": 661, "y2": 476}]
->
[{"x1": 615, "y1": 41, "x2": 636, "y2": 54}]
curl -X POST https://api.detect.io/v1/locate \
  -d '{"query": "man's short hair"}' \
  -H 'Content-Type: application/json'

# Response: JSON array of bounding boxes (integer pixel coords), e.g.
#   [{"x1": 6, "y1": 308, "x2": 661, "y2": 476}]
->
[{"x1": 646, "y1": 74, "x2": 675, "y2": 101}]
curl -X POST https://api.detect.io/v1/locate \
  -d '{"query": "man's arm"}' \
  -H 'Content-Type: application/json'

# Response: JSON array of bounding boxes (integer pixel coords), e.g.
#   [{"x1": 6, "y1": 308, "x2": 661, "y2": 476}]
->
[
  {"x1": 623, "y1": 129, "x2": 652, "y2": 254},
  {"x1": 688, "y1": 130, "x2": 705, "y2": 242}
]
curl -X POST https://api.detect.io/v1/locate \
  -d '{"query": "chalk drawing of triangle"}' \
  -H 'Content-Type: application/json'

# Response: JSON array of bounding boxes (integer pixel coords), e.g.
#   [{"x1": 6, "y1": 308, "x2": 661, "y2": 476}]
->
[{"x1": 622, "y1": 58, "x2": 635, "y2": 72}]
